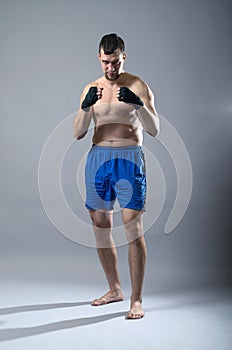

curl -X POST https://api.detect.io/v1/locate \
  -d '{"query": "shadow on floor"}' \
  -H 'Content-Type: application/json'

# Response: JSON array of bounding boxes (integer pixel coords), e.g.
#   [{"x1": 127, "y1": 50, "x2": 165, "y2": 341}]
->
[
  {"x1": 0, "y1": 310, "x2": 127, "y2": 342},
  {"x1": 1, "y1": 288, "x2": 232, "y2": 342},
  {"x1": 0, "y1": 301, "x2": 91, "y2": 316}
]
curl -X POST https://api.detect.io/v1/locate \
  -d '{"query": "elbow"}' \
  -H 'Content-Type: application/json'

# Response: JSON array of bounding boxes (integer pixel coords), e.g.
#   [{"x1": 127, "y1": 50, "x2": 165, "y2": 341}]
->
[
  {"x1": 148, "y1": 130, "x2": 159, "y2": 138},
  {"x1": 154, "y1": 126, "x2": 160, "y2": 137},
  {"x1": 147, "y1": 125, "x2": 160, "y2": 138},
  {"x1": 152, "y1": 119, "x2": 160, "y2": 137},
  {"x1": 73, "y1": 131, "x2": 87, "y2": 140}
]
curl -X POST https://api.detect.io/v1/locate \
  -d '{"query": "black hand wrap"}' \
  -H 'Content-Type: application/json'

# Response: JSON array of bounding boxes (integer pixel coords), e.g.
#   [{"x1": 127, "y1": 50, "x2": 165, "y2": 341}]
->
[
  {"x1": 118, "y1": 87, "x2": 144, "y2": 108},
  {"x1": 81, "y1": 87, "x2": 98, "y2": 110}
]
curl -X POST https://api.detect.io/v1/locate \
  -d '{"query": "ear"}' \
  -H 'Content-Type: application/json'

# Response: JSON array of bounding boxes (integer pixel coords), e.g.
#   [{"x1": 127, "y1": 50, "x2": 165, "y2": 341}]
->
[
  {"x1": 123, "y1": 52, "x2": 127, "y2": 61},
  {"x1": 98, "y1": 53, "x2": 101, "y2": 61}
]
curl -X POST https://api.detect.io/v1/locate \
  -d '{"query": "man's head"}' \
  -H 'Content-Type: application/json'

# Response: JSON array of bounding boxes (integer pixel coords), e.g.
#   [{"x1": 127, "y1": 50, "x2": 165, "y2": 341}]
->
[
  {"x1": 98, "y1": 33, "x2": 125, "y2": 54},
  {"x1": 98, "y1": 33, "x2": 126, "y2": 81}
]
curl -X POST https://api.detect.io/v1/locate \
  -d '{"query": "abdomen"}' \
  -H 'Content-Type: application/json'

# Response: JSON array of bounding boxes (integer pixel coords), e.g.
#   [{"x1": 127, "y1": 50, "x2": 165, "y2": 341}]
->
[{"x1": 92, "y1": 123, "x2": 143, "y2": 146}]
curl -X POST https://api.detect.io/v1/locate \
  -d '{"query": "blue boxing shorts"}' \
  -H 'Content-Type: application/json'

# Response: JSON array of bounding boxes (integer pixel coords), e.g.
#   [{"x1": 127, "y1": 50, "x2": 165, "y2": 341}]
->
[{"x1": 85, "y1": 145, "x2": 146, "y2": 211}]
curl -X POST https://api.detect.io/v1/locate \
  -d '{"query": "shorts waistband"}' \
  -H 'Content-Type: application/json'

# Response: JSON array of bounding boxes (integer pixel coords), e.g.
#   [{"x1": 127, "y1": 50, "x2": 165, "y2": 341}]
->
[{"x1": 91, "y1": 144, "x2": 142, "y2": 151}]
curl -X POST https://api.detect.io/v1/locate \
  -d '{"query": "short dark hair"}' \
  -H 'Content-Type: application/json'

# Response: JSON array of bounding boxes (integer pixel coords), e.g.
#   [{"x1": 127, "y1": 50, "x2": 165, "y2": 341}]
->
[{"x1": 99, "y1": 33, "x2": 125, "y2": 54}]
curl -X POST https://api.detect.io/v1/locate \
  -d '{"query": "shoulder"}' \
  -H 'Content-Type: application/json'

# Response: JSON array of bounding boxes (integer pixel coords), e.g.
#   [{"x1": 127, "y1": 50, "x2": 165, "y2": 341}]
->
[
  {"x1": 121, "y1": 72, "x2": 142, "y2": 84},
  {"x1": 123, "y1": 73, "x2": 151, "y2": 98},
  {"x1": 81, "y1": 78, "x2": 102, "y2": 97},
  {"x1": 83, "y1": 79, "x2": 100, "y2": 91},
  {"x1": 123, "y1": 72, "x2": 147, "y2": 88}
]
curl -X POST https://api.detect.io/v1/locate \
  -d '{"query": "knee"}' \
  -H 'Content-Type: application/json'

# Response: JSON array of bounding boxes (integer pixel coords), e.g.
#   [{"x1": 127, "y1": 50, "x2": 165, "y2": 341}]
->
[
  {"x1": 129, "y1": 235, "x2": 146, "y2": 250},
  {"x1": 125, "y1": 221, "x2": 141, "y2": 234},
  {"x1": 94, "y1": 219, "x2": 112, "y2": 229},
  {"x1": 89, "y1": 211, "x2": 112, "y2": 229},
  {"x1": 124, "y1": 220, "x2": 143, "y2": 242}
]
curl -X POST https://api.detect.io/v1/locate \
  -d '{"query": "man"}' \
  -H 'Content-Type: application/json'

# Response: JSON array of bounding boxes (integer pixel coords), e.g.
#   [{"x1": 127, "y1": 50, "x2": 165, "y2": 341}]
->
[{"x1": 73, "y1": 33, "x2": 160, "y2": 319}]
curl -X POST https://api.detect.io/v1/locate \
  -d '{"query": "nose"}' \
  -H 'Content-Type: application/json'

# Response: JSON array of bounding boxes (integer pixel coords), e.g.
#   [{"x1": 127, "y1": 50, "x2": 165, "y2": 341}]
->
[{"x1": 108, "y1": 63, "x2": 115, "y2": 72}]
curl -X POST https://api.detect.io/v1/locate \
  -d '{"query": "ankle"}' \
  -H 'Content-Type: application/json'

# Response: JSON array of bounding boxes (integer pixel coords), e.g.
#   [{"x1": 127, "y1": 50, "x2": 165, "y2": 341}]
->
[
  {"x1": 111, "y1": 287, "x2": 122, "y2": 296},
  {"x1": 130, "y1": 294, "x2": 142, "y2": 304}
]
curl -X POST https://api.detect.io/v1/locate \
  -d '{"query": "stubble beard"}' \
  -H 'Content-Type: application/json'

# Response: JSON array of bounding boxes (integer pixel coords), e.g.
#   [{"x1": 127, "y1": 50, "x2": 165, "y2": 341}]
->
[{"x1": 105, "y1": 72, "x2": 119, "y2": 81}]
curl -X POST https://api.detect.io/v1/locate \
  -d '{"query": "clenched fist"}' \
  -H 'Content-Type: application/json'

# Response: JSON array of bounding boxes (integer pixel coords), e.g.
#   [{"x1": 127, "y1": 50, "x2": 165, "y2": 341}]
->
[
  {"x1": 81, "y1": 86, "x2": 103, "y2": 109},
  {"x1": 117, "y1": 87, "x2": 143, "y2": 108}
]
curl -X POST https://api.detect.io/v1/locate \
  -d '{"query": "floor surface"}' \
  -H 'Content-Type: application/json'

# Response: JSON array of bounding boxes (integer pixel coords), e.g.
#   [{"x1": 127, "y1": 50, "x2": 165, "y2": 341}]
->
[{"x1": 0, "y1": 281, "x2": 232, "y2": 349}]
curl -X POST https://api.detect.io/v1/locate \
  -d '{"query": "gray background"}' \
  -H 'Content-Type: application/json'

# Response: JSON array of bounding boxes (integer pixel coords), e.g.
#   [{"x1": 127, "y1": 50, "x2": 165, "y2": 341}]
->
[{"x1": 1, "y1": 0, "x2": 232, "y2": 294}]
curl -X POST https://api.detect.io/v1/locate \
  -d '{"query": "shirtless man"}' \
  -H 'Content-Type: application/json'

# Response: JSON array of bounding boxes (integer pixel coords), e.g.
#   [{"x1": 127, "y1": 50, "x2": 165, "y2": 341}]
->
[{"x1": 73, "y1": 33, "x2": 160, "y2": 319}]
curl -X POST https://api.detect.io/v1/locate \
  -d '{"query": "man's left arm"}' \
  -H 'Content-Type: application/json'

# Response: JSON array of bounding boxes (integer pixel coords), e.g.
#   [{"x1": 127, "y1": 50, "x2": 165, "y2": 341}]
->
[
  {"x1": 135, "y1": 81, "x2": 160, "y2": 137},
  {"x1": 117, "y1": 82, "x2": 160, "y2": 137}
]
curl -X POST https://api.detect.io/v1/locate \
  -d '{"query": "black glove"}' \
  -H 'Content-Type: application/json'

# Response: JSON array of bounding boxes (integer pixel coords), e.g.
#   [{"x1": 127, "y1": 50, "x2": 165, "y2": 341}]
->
[
  {"x1": 81, "y1": 87, "x2": 98, "y2": 110},
  {"x1": 118, "y1": 87, "x2": 144, "y2": 108}
]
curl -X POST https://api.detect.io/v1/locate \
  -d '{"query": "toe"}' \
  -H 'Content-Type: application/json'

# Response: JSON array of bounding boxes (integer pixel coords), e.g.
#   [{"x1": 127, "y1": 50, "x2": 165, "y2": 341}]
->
[
  {"x1": 126, "y1": 311, "x2": 144, "y2": 320},
  {"x1": 125, "y1": 312, "x2": 132, "y2": 319},
  {"x1": 91, "y1": 298, "x2": 105, "y2": 306}
]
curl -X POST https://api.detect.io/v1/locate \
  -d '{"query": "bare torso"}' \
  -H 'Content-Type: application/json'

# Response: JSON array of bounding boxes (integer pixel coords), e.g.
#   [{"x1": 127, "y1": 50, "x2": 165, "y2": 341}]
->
[{"x1": 91, "y1": 73, "x2": 143, "y2": 147}]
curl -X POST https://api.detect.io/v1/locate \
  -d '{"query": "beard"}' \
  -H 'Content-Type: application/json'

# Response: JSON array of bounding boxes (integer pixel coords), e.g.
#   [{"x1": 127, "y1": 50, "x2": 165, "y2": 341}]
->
[{"x1": 105, "y1": 72, "x2": 119, "y2": 81}]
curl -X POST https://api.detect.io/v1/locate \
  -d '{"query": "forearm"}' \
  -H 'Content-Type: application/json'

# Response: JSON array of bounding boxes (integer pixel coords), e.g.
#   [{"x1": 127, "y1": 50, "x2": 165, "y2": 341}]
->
[
  {"x1": 73, "y1": 108, "x2": 93, "y2": 140},
  {"x1": 136, "y1": 105, "x2": 160, "y2": 137}
]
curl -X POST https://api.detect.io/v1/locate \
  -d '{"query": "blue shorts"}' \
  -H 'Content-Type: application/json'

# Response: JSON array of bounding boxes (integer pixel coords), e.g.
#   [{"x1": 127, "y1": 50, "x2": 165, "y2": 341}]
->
[{"x1": 85, "y1": 145, "x2": 146, "y2": 211}]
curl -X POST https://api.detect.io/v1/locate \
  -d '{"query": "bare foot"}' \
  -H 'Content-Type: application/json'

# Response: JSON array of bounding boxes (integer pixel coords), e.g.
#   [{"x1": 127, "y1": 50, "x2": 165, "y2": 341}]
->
[
  {"x1": 126, "y1": 300, "x2": 144, "y2": 320},
  {"x1": 91, "y1": 289, "x2": 124, "y2": 306}
]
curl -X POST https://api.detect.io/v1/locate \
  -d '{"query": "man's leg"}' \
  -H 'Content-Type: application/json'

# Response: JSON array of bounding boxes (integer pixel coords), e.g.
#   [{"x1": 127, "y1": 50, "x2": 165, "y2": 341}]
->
[
  {"x1": 121, "y1": 208, "x2": 146, "y2": 319},
  {"x1": 89, "y1": 210, "x2": 124, "y2": 306}
]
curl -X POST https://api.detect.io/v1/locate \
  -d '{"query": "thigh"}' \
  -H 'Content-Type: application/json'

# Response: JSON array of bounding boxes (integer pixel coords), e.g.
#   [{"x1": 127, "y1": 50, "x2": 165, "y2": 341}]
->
[
  {"x1": 115, "y1": 152, "x2": 146, "y2": 211},
  {"x1": 85, "y1": 148, "x2": 116, "y2": 211}
]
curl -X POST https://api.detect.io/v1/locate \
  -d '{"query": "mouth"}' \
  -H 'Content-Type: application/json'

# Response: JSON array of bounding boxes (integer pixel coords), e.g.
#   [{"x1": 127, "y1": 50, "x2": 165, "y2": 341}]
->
[{"x1": 105, "y1": 72, "x2": 118, "y2": 80}]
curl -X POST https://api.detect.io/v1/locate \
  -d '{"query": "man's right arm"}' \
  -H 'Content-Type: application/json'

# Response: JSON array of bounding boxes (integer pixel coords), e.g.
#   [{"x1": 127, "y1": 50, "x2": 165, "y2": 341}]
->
[{"x1": 73, "y1": 84, "x2": 97, "y2": 140}]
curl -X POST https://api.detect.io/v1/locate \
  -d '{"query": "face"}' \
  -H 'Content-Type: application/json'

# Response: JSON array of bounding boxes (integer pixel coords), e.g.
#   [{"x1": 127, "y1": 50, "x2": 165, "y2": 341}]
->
[{"x1": 98, "y1": 48, "x2": 126, "y2": 81}]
